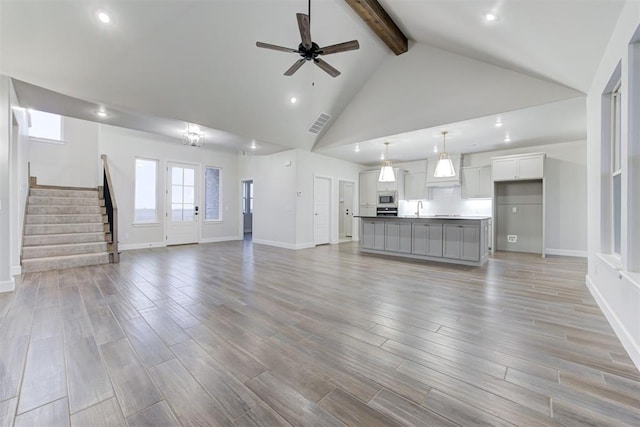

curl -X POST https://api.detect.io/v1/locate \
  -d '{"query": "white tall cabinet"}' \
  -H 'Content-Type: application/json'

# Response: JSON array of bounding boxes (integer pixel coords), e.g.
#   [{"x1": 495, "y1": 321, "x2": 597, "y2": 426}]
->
[{"x1": 358, "y1": 170, "x2": 378, "y2": 217}]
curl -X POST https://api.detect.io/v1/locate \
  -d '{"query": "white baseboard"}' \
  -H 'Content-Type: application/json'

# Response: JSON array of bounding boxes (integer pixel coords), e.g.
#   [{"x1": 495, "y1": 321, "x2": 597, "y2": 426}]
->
[
  {"x1": 0, "y1": 277, "x2": 15, "y2": 293},
  {"x1": 252, "y1": 239, "x2": 315, "y2": 250},
  {"x1": 586, "y1": 274, "x2": 640, "y2": 371},
  {"x1": 545, "y1": 248, "x2": 587, "y2": 257},
  {"x1": 11, "y1": 265, "x2": 21, "y2": 276},
  {"x1": 199, "y1": 236, "x2": 240, "y2": 244},
  {"x1": 119, "y1": 242, "x2": 166, "y2": 251}
]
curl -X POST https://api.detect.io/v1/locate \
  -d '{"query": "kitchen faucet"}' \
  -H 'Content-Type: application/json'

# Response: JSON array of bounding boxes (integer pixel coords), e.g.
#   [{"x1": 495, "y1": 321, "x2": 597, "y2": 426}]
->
[{"x1": 415, "y1": 200, "x2": 423, "y2": 216}]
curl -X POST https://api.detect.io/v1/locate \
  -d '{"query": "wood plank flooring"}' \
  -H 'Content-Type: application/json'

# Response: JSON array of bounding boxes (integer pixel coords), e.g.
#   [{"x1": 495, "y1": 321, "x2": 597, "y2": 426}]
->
[{"x1": 0, "y1": 240, "x2": 638, "y2": 426}]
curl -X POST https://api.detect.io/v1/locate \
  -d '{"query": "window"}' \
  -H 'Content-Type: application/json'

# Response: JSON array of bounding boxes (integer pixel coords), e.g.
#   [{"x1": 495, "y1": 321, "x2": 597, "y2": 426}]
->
[
  {"x1": 134, "y1": 158, "x2": 158, "y2": 223},
  {"x1": 612, "y1": 82, "x2": 622, "y2": 255},
  {"x1": 204, "y1": 167, "x2": 221, "y2": 221},
  {"x1": 28, "y1": 109, "x2": 63, "y2": 142}
]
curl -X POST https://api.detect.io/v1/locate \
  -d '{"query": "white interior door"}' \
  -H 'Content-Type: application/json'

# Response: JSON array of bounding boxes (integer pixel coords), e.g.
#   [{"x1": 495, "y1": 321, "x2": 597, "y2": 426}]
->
[
  {"x1": 166, "y1": 162, "x2": 199, "y2": 245},
  {"x1": 344, "y1": 183, "x2": 354, "y2": 237},
  {"x1": 314, "y1": 176, "x2": 331, "y2": 245}
]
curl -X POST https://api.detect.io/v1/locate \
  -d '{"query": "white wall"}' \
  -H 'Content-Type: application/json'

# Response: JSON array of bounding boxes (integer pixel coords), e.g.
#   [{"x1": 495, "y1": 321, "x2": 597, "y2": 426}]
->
[
  {"x1": 0, "y1": 76, "x2": 14, "y2": 291},
  {"x1": 586, "y1": 1, "x2": 640, "y2": 369},
  {"x1": 238, "y1": 150, "x2": 298, "y2": 248},
  {"x1": 395, "y1": 140, "x2": 588, "y2": 255},
  {"x1": 99, "y1": 125, "x2": 240, "y2": 249},
  {"x1": 10, "y1": 95, "x2": 29, "y2": 276},
  {"x1": 295, "y1": 150, "x2": 361, "y2": 246},
  {"x1": 318, "y1": 42, "x2": 582, "y2": 149},
  {"x1": 29, "y1": 116, "x2": 99, "y2": 187}
]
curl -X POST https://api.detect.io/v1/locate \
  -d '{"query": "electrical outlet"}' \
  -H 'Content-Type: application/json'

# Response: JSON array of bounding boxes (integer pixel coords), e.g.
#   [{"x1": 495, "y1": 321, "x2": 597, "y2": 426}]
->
[
  {"x1": 512, "y1": 206, "x2": 517, "y2": 213},
  {"x1": 507, "y1": 235, "x2": 517, "y2": 243}
]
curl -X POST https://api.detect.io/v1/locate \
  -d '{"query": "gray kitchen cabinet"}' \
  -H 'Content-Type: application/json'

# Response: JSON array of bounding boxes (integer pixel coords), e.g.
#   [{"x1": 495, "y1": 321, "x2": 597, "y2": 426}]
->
[
  {"x1": 412, "y1": 223, "x2": 443, "y2": 257},
  {"x1": 362, "y1": 220, "x2": 385, "y2": 250},
  {"x1": 404, "y1": 172, "x2": 427, "y2": 200},
  {"x1": 461, "y1": 166, "x2": 492, "y2": 198},
  {"x1": 384, "y1": 221, "x2": 412, "y2": 253},
  {"x1": 492, "y1": 153, "x2": 544, "y2": 181},
  {"x1": 443, "y1": 224, "x2": 480, "y2": 261}
]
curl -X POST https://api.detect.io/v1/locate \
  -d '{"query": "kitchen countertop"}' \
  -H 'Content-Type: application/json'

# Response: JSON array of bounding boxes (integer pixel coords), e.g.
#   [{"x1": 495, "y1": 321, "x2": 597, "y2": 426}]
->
[{"x1": 355, "y1": 215, "x2": 491, "y2": 220}]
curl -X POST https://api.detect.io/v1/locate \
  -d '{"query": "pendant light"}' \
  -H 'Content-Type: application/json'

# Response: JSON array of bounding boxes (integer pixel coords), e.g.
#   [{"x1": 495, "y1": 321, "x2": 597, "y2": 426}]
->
[
  {"x1": 434, "y1": 131, "x2": 455, "y2": 178},
  {"x1": 378, "y1": 142, "x2": 396, "y2": 182}
]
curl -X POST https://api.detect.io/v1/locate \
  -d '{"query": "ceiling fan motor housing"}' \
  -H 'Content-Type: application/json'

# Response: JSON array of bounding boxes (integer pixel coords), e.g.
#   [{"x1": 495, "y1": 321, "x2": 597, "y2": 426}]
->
[{"x1": 298, "y1": 42, "x2": 321, "y2": 60}]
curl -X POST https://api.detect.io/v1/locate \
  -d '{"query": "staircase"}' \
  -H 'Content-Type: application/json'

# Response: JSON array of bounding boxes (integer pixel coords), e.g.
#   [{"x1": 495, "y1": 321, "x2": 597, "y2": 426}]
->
[{"x1": 22, "y1": 186, "x2": 111, "y2": 273}]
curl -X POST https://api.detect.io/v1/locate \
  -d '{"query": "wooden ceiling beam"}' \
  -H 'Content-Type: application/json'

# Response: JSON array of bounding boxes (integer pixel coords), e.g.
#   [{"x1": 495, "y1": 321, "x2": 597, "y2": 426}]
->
[{"x1": 344, "y1": 0, "x2": 408, "y2": 55}]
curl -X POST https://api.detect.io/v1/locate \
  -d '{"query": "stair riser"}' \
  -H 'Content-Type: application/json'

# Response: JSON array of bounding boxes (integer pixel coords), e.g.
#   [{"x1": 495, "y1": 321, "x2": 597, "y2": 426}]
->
[
  {"x1": 21, "y1": 253, "x2": 110, "y2": 274},
  {"x1": 30, "y1": 189, "x2": 98, "y2": 198},
  {"x1": 23, "y1": 242, "x2": 107, "y2": 259},
  {"x1": 26, "y1": 214, "x2": 105, "y2": 225},
  {"x1": 28, "y1": 197, "x2": 102, "y2": 206},
  {"x1": 25, "y1": 223, "x2": 106, "y2": 235},
  {"x1": 23, "y1": 233, "x2": 108, "y2": 246},
  {"x1": 27, "y1": 206, "x2": 105, "y2": 215}
]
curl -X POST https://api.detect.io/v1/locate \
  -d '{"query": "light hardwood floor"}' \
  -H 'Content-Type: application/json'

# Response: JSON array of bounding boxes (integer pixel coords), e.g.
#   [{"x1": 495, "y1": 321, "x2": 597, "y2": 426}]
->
[{"x1": 0, "y1": 241, "x2": 638, "y2": 426}]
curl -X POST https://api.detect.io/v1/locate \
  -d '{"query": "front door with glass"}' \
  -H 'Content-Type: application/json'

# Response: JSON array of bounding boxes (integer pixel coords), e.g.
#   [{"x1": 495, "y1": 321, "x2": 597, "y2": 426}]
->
[{"x1": 166, "y1": 162, "x2": 199, "y2": 245}]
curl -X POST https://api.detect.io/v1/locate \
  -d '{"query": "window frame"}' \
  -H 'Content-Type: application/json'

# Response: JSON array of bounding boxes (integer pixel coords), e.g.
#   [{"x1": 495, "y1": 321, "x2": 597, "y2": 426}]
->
[
  {"x1": 204, "y1": 166, "x2": 223, "y2": 222},
  {"x1": 28, "y1": 109, "x2": 64, "y2": 144},
  {"x1": 133, "y1": 157, "x2": 160, "y2": 225},
  {"x1": 611, "y1": 81, "x2": 622, "y2": 256}
]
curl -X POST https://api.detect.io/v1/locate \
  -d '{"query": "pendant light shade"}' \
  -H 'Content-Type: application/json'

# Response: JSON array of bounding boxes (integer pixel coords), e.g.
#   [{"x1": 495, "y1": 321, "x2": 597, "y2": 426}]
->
[
  {"x1": 434, "y1": 131, "x2": 455, "y2": 178},
  {"x1": 379, "y1": 142, "x2": 396, "y2": 182}
]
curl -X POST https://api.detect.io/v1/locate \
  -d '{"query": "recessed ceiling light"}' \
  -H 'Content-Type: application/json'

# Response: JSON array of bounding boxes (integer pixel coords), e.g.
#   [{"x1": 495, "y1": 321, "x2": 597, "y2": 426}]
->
[
  {"x1": 355, "y1": 144, "x2": 360, "y2": 152},
  {"x1": 433, "y1": 145, "x2": 438, "y2": 153},
  {"x1": 495, "y1": 117, "x2": 503, "y2": 127},
  {"x1": 484, "y1": 11, "x2": 498, "y2": 23},
  {"x1": 250, "y1": 140, "x2": 257, "y2": 150},
  {"x1": 96, "y1": 110, "x2": 108, "y2": 118},
  {"x1": 380, "y1": 152, "x2": 385, "y2": 160},
  {"x1": 290, "y1": 97, "x2": 297, "y2": 104},
  {"x1": 97, "y1": 10, "x2": 111, "y2": 24},
  {"x1": 504, "y1": 134, "x2": 511, "y2": 143}
]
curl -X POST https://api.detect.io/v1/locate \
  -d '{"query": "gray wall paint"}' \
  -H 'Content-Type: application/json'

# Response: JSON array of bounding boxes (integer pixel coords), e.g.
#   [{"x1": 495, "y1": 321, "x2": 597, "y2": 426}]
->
[{"x1": 495, "y1": 180, "x2": 543, "y2": 253}]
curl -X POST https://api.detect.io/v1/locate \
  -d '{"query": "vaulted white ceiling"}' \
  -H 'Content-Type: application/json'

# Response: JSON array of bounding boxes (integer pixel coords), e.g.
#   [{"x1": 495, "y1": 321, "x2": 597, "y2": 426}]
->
[{"x1": 0, "y1": 0, "x2": 625, "y2": 164}]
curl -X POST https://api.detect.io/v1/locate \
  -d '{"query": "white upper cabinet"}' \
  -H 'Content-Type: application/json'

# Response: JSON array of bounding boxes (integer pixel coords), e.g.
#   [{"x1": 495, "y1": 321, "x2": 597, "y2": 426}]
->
[
  {"x1": 359, "y1": 170, "x2": 378, "y2": 207},
  {"x1": 404, "y1": 172, "x2": 427, "y2": 200},
  {"x1": 491, "y1": 153, "x2": 545, "y2": 181},
  {"x1": 461, "y1": 166, "x2": 492, "y2": 198}
]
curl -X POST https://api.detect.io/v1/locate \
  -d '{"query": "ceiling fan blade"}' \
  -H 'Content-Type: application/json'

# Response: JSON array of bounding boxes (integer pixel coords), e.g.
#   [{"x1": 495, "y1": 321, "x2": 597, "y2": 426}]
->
[
  {"x1": 284, "y1": 59, "x2": 307, "y2": 76},
  {"x1": 296, "y1": 13, "x2": 312, "y2": 49},
  {"x1": 256, "y1": 41, "x2": 297, "y2": 53},
  {"x1": 319, "y1": 40, "x2": 360, "y2": 55},
  {"x1": 314, "y1": 58, "x2": 341, "y2": 77}
]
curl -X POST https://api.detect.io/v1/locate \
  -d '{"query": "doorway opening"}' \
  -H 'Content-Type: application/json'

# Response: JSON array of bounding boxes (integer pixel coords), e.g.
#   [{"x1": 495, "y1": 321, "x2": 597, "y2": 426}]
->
[
  {"x1": 314, "y1": 176, "x2": 331, "y2": 246},
  {"x1": 338, "y1": 180, "x2": 355, "y2": 242},
  {"x1": 242, "y1": 180, "x2": 253, "y2": 241}
]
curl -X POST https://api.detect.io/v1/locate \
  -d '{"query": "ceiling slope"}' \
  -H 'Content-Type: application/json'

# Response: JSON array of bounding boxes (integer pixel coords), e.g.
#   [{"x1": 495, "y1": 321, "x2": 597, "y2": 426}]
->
[{"x1": 314, "y1": 42, "x2": 582, "y2": 150}]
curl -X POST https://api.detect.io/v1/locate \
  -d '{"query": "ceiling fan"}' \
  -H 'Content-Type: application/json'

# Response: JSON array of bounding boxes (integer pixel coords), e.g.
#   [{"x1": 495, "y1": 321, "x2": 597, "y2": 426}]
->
[{"x1": 256, "y1": 0, "x2": 359, "y2": 77}]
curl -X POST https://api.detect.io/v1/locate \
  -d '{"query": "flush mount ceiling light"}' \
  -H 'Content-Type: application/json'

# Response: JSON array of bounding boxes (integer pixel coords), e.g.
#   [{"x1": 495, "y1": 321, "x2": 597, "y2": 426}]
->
[
  {"x1": 483, "y1": 11, "x2": 498, "y2": 23},
  {"x1": 434, "y1": 131, "x2": 455, "y2": 178},
  {"x1": 378, "y1": 142, "x2": 396, "y2": 182},
  {"x1": 183, "y1": 123, "x2": 204, "y2": 147},
  {"x1": 96, "y1": 10, "x2": 111, "y2": 24}
]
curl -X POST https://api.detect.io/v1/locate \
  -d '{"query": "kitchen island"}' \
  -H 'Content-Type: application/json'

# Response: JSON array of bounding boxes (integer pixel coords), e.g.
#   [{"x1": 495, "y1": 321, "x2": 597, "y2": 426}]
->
[{"x1": 356, "y1": 215, "x2": 491, "y2": 266}]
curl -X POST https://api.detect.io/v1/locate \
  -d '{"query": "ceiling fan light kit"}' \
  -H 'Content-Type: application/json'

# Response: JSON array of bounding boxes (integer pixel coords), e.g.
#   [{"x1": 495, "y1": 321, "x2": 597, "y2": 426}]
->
[
  {"x1": 183, "y1": 123, "x2": 204, "y2": 147},
  {"x1": 434, "y1": 131, "x2": 456, "y2": 178},
  {"x1": 256, "y1": 1, "x2": 359, "y2": 77}
]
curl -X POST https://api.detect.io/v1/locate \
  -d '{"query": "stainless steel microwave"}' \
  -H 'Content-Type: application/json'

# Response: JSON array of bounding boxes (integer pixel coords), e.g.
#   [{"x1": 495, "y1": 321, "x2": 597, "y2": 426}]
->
[{"x1": 377, "y1": 192, "x2": 397, "y2": 206}]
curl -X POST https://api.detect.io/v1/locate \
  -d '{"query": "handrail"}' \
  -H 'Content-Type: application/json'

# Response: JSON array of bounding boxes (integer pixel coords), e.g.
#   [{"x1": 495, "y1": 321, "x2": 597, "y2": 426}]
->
[{"x1": 101, "y1": 154, "x2": 119, "y2": 263}]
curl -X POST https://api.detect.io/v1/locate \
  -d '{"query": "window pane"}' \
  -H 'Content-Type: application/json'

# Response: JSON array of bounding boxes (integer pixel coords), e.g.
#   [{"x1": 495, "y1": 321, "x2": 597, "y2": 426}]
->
[
  {"x1": 613, "y1": 87, "x2": 622, "y2": 172},
  {"x1": 171, "y1": 185, "x2": 183, "y2": 204},
  {"x1": 183, "y1": 204, "x2": 194, "y2": 221},
  {"x1": 172, "y1": 167, "x2": 183, "y2": 185},
  {"x1": 29, "y1": 109, "x2": 62, "y2": 141},
  {"x1": 183, "y1": 186, "x2": 195, "y2": 204},
  {"x1": 184, "y1": 168, "x2": 195, "y2": 186},
  {"x1": 172, "y1": 204, "x2": 183, "y2": 221},
  {"x1": 135, "y1": 159, "x2": 157, "y2": 222},
  {"x1": 205, "y1": 167, "x2": 220, "y2": 220},
  {"x1": 613, "y1": 173, "x2": 621, "y2": 254}
]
